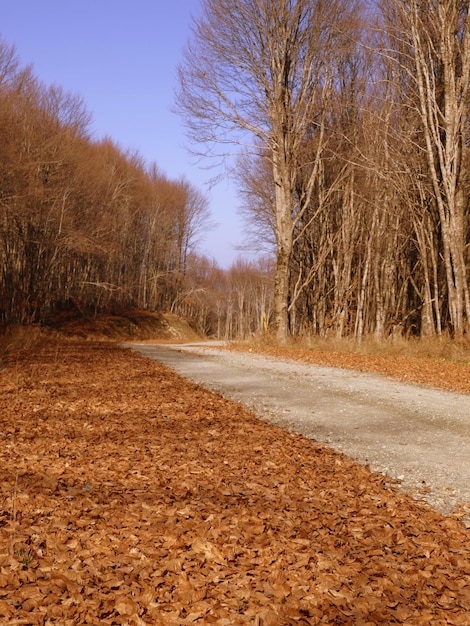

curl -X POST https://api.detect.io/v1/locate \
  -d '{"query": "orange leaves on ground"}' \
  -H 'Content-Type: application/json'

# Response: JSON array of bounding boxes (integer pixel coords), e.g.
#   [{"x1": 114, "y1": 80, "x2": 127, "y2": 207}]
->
[{"x1": 0, "y1": 340, "x2": 469, "y2": 624}]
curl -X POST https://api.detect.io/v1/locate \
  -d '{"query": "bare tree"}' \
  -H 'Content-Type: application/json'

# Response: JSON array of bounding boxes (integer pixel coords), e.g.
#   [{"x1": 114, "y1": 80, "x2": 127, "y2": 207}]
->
[
  {"x1": 176, "y1": 0, "x2": 359, "y2": 341},
  {"x1": 0, "y1": 34, "x2": 215, "y2": 328},
  {"x1": 236, "y1": 148, "x2": 277, "y2": 255},
  {"x1": 381, "y1": 0, "x2": 470, "y2": 335}
]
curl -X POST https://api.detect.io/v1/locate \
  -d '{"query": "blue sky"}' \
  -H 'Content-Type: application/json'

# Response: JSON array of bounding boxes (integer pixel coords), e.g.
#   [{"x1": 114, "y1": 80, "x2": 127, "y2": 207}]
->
[{"x1": 1, "y1": 0, "x2": 245, "y2": 268}]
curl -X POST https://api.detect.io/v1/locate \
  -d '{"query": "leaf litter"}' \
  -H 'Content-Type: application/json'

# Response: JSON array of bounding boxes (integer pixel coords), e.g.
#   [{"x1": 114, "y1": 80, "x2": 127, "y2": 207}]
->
[{"x1": 0, "y1": 339, "x2": 469, "y2": 624}]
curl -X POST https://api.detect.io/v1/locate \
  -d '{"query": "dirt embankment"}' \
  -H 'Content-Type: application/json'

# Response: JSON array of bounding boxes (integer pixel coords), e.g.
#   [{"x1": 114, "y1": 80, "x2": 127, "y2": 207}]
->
[{"x1": 0, "y1": 339, "x2": 469, "y2": 624}]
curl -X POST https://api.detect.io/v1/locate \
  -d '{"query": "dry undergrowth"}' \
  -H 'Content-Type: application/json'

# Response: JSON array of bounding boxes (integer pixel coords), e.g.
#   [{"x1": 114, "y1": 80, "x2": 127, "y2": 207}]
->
[{"x1": 0, "y1": 338, "x2": 469, "y2": 625}]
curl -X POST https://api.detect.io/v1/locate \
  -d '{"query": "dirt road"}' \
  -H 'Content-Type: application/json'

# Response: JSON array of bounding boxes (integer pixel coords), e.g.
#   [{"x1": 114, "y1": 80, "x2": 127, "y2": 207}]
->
[{"x1": 125, "y1": 341, "x2": 470, "y2": 523}]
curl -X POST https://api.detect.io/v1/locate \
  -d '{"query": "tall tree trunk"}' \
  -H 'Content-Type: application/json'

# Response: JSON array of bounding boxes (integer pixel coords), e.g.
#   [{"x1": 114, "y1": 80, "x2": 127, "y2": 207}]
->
[
  {"x1": 406, "y1": 0, "x2": 470, "y2": 334},
  {"x1": 271, "y1": 146, "x2": 294, "y2": 341}
]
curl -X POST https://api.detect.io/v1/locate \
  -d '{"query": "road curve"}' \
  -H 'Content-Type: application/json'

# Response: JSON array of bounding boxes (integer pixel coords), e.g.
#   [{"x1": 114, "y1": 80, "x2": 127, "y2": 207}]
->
[{"x1": 123, "y1": 342, "x2": 470, "y2": 524}]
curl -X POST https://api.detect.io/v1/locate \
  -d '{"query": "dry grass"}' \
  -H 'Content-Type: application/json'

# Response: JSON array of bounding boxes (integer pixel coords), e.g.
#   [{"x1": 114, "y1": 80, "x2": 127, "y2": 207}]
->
[
  {"x1": 0, "y1": 325, "x2": 47, "y2": 360},
  {"x1": 246, "y1": 332, "x2": 470, "y2": 363}
]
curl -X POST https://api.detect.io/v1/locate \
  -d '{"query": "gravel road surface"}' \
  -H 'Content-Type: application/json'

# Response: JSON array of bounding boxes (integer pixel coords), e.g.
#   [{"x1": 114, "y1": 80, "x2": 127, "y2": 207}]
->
[{"x1": 124, "y1": 342, "x2": 470, "y2": 525}]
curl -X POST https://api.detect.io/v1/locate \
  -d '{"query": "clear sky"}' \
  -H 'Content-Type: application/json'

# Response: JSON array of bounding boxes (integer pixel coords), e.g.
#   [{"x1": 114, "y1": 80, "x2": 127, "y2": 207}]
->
[{"x1": 1, "y1": 0, "x2": 245, "y2": 268}]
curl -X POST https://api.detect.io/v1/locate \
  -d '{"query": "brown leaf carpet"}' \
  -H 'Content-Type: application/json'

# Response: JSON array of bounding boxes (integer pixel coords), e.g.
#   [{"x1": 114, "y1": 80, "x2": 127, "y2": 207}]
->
[{"x1": 0, "y1": 340, "x2": 469, "y2": 625}]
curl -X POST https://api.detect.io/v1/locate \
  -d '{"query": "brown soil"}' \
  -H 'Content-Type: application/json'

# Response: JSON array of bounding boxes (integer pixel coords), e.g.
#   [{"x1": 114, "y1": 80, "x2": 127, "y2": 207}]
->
[
  {"x1": 43, "y1": 308, "x2": 200, "y2": 342},
  {"x1": 1, "y1": 338, "x2": 469, "y2": 624}
]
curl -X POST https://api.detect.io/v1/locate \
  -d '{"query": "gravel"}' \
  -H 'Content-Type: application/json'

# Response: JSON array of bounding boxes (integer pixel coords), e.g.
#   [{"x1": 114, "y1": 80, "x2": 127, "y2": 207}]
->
[{"x1": 124, "y1": 342, "x2": 470, "y2": 526}]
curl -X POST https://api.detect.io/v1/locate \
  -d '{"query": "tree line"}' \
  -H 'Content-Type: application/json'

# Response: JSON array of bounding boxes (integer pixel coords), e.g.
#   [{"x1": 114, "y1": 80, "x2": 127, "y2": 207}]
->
[
  {"x1": 0, "y1": 40, "x2": 213, "y2": 328},
  {"x1": 3, "y1": 0, "x2": 470, "y2": 342},
  {"x1": 177, "y1": 0, "x2": 470, "y2": 340},
  {"x1": 177, "y1": 255, "x2": 274, "y2": 338},
  {"x1": 0, "y1": 34, "x2": 274, "y2": 339}
]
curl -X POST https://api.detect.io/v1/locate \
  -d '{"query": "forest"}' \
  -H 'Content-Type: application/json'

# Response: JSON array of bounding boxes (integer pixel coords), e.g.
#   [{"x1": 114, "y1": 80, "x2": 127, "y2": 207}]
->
[
  {"x1": 0, "y1": 36, "x2": 272, "y2": 339},
  {"x1": 1, "y1": 0, "x2": 470, "y2": 341}
]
